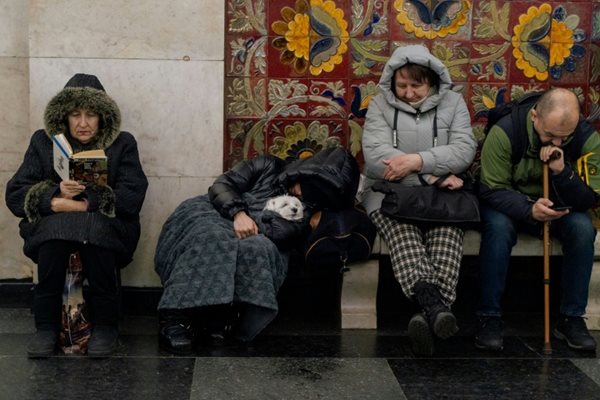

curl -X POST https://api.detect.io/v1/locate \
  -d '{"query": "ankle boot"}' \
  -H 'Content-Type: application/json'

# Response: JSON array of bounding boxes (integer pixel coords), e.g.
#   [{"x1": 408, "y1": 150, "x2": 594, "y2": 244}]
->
[
  {"x1": 413, "y1": 281, "x2": 458, "y2": 339},
  {"x1": 197, "y1": 304, "x2": 237, "y2": 346},
  {"x1": 407, "y1": 313, "x2": 434, "y2": 356},
  {"x1": 88, "y1": 325, "x2": 119, "y2": 358},
  {"x1": 27, "y1": 329, "x2": 59, "y2": 358},
  {"x1": 159, "y1": 309, "x2": 194, "y2": 355}
]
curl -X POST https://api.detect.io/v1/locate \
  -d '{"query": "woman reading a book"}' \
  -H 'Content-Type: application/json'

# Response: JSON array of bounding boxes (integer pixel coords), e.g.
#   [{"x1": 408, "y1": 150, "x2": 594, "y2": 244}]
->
[
  {"x1": 5, "y1": 74, "x2": 148, "y2": 358},
  {"x1": 154, "y1": 147, "x2": 359, "y2": 355}
]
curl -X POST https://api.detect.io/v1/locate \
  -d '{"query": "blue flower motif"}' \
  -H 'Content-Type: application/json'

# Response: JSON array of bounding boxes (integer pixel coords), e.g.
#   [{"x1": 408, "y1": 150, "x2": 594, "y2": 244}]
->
[
  {"x1": 571, "y1": 45, "x2": 585, "y2": 58},
  {"x1": 363, "y1": 13, "x2": 380, "y2": 36},
  {"x1": 322, "y1": 89, "x2": 346, "y2": 107},
  {"x1": 493, "y1": 62, "x2": 504, "y2": 76},
  {"x1": 553, "y1": 6, "x2": 566, "y2": 22},
  {"x1": 573, "y1": 29, "x2": 586, "y2": 43},
  {"x1": 550, "y1": 65, "x2": 562, "y2": 80}
]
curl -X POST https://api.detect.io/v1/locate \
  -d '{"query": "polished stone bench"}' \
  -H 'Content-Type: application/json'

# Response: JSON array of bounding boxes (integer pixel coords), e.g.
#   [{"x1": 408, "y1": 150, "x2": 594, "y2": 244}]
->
[{"x1": 341, "y1": 231, "x2": 600, "y2": 330}]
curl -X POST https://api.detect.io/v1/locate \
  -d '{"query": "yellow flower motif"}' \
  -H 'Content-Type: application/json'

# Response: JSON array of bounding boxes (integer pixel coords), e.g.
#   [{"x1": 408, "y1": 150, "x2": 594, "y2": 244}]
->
[
  {"x1": 272, "y1": 1, "x2": 310, "y2": 74},
  {"x1": 511, "y1": 3, "x2": 579, "y2": 81},
  {"x1": 394, "y1": 0, "x2": 471, "y2": 39},
  {"x1": 550, "y1": 21, "x2": 573, "y2": 66},
  {"x1": 512, "y1": 4, "x2": 550, "y2": 80},
  {"x1": 481, "y1": 94, "x2": 496, "y2": 110},
  {"x1": 271, "y1": 0, "x2": 349, "y2": 76},
  {"x1": 270, "y1": 122, "x2": 311, "y2": 160},
  {"x1": 308, "y1": 0, "x2": 349, "y2": 76},
  {"x1": 269, "y1": 121, "x2": 340, "y2": 160},
  {"x1": 285, "y1": 14, "x2": 310, "y2": 60},
  {"x1": 313, "y1": 0, "x2": 348, "y2": 35},
  {"x1": 472, "y1": 85, "x2": 504, "y2": 119}
]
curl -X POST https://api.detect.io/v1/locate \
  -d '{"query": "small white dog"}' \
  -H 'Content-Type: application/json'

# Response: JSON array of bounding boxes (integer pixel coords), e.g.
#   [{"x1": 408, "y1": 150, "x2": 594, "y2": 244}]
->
[{"x1": 264, "y1": 195, "x2": 304, "y2": 221}]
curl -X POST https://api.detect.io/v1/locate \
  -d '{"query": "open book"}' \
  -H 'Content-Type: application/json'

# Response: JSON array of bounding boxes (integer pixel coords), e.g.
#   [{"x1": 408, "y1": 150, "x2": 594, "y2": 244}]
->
[{"x1": 52, "y1": 133, "x2": 108, "y2": 186}]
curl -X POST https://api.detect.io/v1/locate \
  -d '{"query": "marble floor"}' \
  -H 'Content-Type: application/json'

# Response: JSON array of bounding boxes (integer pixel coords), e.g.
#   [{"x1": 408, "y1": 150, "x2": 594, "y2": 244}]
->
[{"x1": 1, "y1": 306, "x2": 599, "y2": 400}]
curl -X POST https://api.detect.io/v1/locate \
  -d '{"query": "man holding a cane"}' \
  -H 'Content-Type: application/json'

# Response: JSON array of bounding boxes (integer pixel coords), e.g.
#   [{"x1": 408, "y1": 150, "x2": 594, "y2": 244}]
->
[{"x1": 475, "y1": 88, "x2": 600, "y2": 352}]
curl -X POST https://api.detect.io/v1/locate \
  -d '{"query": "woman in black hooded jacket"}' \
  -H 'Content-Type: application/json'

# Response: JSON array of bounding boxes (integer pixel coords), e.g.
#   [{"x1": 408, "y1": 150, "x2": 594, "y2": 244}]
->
[
  {"x1": 154, "y1": 146, "x2": 359, "y2": 355},
  {"x1": 5, "y1": 74, "x2": 148, "y2": 358}
]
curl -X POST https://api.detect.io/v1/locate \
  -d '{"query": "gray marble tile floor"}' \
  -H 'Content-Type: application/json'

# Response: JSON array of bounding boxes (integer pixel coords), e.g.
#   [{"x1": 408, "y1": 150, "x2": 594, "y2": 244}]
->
[{"x1": 1, "y1": 308, "x2": 599, "y2": 400}]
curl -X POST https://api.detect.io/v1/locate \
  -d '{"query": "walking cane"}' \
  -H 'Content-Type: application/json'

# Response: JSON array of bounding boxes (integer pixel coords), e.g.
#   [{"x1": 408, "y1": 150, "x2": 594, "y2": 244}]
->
[{"x1": 542, "y1": 161, "x2": 552, "y2": 354}]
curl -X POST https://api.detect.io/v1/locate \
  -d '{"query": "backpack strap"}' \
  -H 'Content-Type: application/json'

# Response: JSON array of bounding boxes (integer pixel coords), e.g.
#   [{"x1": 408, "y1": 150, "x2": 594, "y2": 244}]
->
[
  {"x1": 496, "y1": 92, "x2": 542, "y2": 164},
  {"x1": 508, "y1": 102, "x2": 530, "y2": 165},
  {"x1": 564, "y1": 118, "x2": 595, "y2": 163}
]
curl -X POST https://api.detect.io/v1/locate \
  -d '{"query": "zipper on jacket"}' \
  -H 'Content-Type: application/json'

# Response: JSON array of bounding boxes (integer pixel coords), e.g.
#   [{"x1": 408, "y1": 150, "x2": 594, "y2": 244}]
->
[
  {"x1": 415, "y1": 110, "x2": 421, "y2": 123},
  {"x1": 83, "y1": 212, "x2": 92, "y2": 244}
]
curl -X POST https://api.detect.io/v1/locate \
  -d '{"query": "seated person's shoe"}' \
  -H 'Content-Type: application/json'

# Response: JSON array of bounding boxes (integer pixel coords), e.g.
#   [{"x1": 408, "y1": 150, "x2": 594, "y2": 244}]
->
[
  {"x1": 475, "y1": 316, "x2": 503, "y2": 351},
  {"x1": 204, "y1": 329, "x2": 227, "y2": 346},
  {"x1": 159, "y1": 322, "x2": 194, "y2": 355},
  {"x1": 88, "y1": 325, "x2": 119, "y2": 357},
  {"x1": 413, "y1": 282, "x2": 458, "y2": 339},
  {"x1": 27, "y1": 330, "x2": 58, "y2": 358},
  {"x1": 407, "y1": 313, "x2": 434, "y2": 356},
  {"x1": 431, "y1": 310, "x2": 458, "y2": 340},
  {"x1": 553, "y1": 315, "x2": 597, "y2": 351}
]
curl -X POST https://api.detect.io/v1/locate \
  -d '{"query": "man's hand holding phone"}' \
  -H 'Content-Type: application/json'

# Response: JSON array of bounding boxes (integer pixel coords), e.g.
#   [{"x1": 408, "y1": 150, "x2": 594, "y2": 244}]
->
[
  {"x1": 531, "y1": 198, "x2": 570, "y2": 222},
  {"x1": 551, "y1": 205, "x2": 572, "y2": 211}
]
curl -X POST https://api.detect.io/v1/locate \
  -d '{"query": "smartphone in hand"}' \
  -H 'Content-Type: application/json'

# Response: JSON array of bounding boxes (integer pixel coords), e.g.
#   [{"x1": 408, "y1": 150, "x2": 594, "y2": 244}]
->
[{"x1": 551, "y1": 205, "x2": 572, "y2": 211}]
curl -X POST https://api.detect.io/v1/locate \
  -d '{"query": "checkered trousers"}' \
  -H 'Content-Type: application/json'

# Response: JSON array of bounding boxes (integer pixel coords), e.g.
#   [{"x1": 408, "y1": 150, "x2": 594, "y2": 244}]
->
[{"x1": 371, "y1": 210, "x2": 464, "y2": 305}]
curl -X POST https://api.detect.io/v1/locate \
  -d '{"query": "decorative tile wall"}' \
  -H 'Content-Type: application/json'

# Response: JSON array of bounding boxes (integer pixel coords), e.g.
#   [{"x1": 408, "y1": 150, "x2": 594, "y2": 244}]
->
[{"x1": 224, "y1": 0, "x2": 600, "y2": 168}]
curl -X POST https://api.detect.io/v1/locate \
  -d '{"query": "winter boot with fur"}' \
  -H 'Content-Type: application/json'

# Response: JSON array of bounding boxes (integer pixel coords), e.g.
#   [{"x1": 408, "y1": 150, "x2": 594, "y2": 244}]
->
[{"x1": 413, "y1": 281, "x2": 458, "y2": 339}]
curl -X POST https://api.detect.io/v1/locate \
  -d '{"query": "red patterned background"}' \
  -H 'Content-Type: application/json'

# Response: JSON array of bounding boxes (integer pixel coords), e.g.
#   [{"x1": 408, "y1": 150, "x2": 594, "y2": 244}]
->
[{"x1": 224, "y1": 0, "x2": 600, "y2": 169}]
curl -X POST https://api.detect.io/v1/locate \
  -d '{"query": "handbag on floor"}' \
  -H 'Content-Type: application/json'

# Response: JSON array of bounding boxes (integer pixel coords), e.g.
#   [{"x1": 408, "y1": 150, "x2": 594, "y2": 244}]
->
[
  {"x1": 304, "y1": 205, "x2": 376, "y2": 272},
  {"x1": 59, "y1": 252, "x2": 92, "y2": 354}
]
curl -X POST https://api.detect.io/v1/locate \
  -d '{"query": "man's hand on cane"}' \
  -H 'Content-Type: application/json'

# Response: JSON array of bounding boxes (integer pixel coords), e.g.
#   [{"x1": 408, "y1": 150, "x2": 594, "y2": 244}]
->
[
  {"x1": 540, "y1": 145, "x2": 564, "y2": 173},
  {"x1": 532, "y1": 146, "x2": 569, "y2": 222}
]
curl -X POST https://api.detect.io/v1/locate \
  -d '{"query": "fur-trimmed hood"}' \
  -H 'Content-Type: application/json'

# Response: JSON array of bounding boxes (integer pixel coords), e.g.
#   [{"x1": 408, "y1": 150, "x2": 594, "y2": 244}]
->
[{"x1": 43, "y1": 78, "x2": 121, "y2": 152}]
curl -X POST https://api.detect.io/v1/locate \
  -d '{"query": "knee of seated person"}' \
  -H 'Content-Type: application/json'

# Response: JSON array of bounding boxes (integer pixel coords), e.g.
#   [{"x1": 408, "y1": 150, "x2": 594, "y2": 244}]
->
[
  {"x1": 481, "y1": 208, "x2": 516, "y2": 237},
  {"x1": 558, "y1": 212, "x2": 595, "y2": 241}
]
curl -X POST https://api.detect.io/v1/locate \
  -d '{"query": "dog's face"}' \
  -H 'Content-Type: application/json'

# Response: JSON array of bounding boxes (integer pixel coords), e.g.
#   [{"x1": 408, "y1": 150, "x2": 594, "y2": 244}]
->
[{"x1": 264, "y1": 195, "x2": 304, "y2": 221}]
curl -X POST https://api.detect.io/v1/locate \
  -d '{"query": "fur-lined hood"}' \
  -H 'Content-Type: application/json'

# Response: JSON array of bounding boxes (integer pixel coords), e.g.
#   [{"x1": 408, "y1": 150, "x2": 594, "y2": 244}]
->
[{"x1": 43, "y1": 81, "x2": 121, "y2": 152}]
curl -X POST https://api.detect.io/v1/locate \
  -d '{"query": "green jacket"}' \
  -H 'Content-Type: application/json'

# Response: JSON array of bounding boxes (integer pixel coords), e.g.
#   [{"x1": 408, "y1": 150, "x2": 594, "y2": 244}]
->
[{"x1": 479, "y1": 108, "x2": 600, "y2": 223}]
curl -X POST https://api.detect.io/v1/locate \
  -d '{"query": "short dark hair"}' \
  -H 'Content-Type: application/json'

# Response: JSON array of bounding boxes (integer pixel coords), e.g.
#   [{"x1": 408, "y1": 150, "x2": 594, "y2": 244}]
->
[{"x1": 392, "y1": 63, "x2": 440, "y2": 96}]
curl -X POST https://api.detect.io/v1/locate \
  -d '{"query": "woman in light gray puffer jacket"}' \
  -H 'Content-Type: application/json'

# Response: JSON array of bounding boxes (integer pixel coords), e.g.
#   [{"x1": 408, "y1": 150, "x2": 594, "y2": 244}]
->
[{"x1": 361, "y1": 45, "x2": 476, "y2": 356}]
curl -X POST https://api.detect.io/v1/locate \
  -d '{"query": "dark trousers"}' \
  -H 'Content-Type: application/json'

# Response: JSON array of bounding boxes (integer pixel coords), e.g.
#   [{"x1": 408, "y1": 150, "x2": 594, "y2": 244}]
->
[
  {"x1": 35, "y1": 240, "x2": 119, "y2": 330},
  {"x1": 477, "y1": 207, "x2": 595, "y2": 318}
]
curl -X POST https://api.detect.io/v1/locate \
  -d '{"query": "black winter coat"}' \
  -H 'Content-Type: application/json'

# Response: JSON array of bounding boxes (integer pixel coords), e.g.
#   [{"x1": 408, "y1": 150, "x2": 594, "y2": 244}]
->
[
  {"x1": 5, "y1": 84, "x2": 148, "y2": 267},
  {"x1": 209, "y1": 146, "x2": 360, "y2": 218}
]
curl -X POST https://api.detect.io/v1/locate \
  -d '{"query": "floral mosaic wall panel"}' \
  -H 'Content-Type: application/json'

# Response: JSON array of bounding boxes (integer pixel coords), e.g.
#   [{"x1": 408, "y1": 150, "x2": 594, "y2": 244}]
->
[{"x1": 225, "y1": 0, "x2": 600, "y2": 169}]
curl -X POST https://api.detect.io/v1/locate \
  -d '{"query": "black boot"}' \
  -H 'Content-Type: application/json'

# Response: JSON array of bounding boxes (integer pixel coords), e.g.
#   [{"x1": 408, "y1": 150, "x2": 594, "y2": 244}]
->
[
  {"x1": 88, "y1": 325, "x2": 119, "y2": 358},
  {"x1": 198, "y1": 304, "x2": 235, "y2": 346},
  {"x1": 413, "y1": 281, "x2": 458, "y2": 339},
  {"x1": 475, "y1": 316, "x2": 503, "y2": 351},
  {"x1": 407, "y1": 313, "x2": 434, "y2": 356},
  {"x1": 159, "y1": 309, "x2": 194, "y2": 355},
  {"x1": 27, "y1": 329, "x2": 58, "y2": 358}
]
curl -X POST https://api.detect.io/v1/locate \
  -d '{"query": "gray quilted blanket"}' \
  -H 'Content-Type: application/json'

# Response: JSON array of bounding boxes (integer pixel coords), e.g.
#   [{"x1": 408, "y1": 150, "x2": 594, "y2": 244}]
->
[{"x1": 154, "y1": 194, "x2": 288, "y2": 315}]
